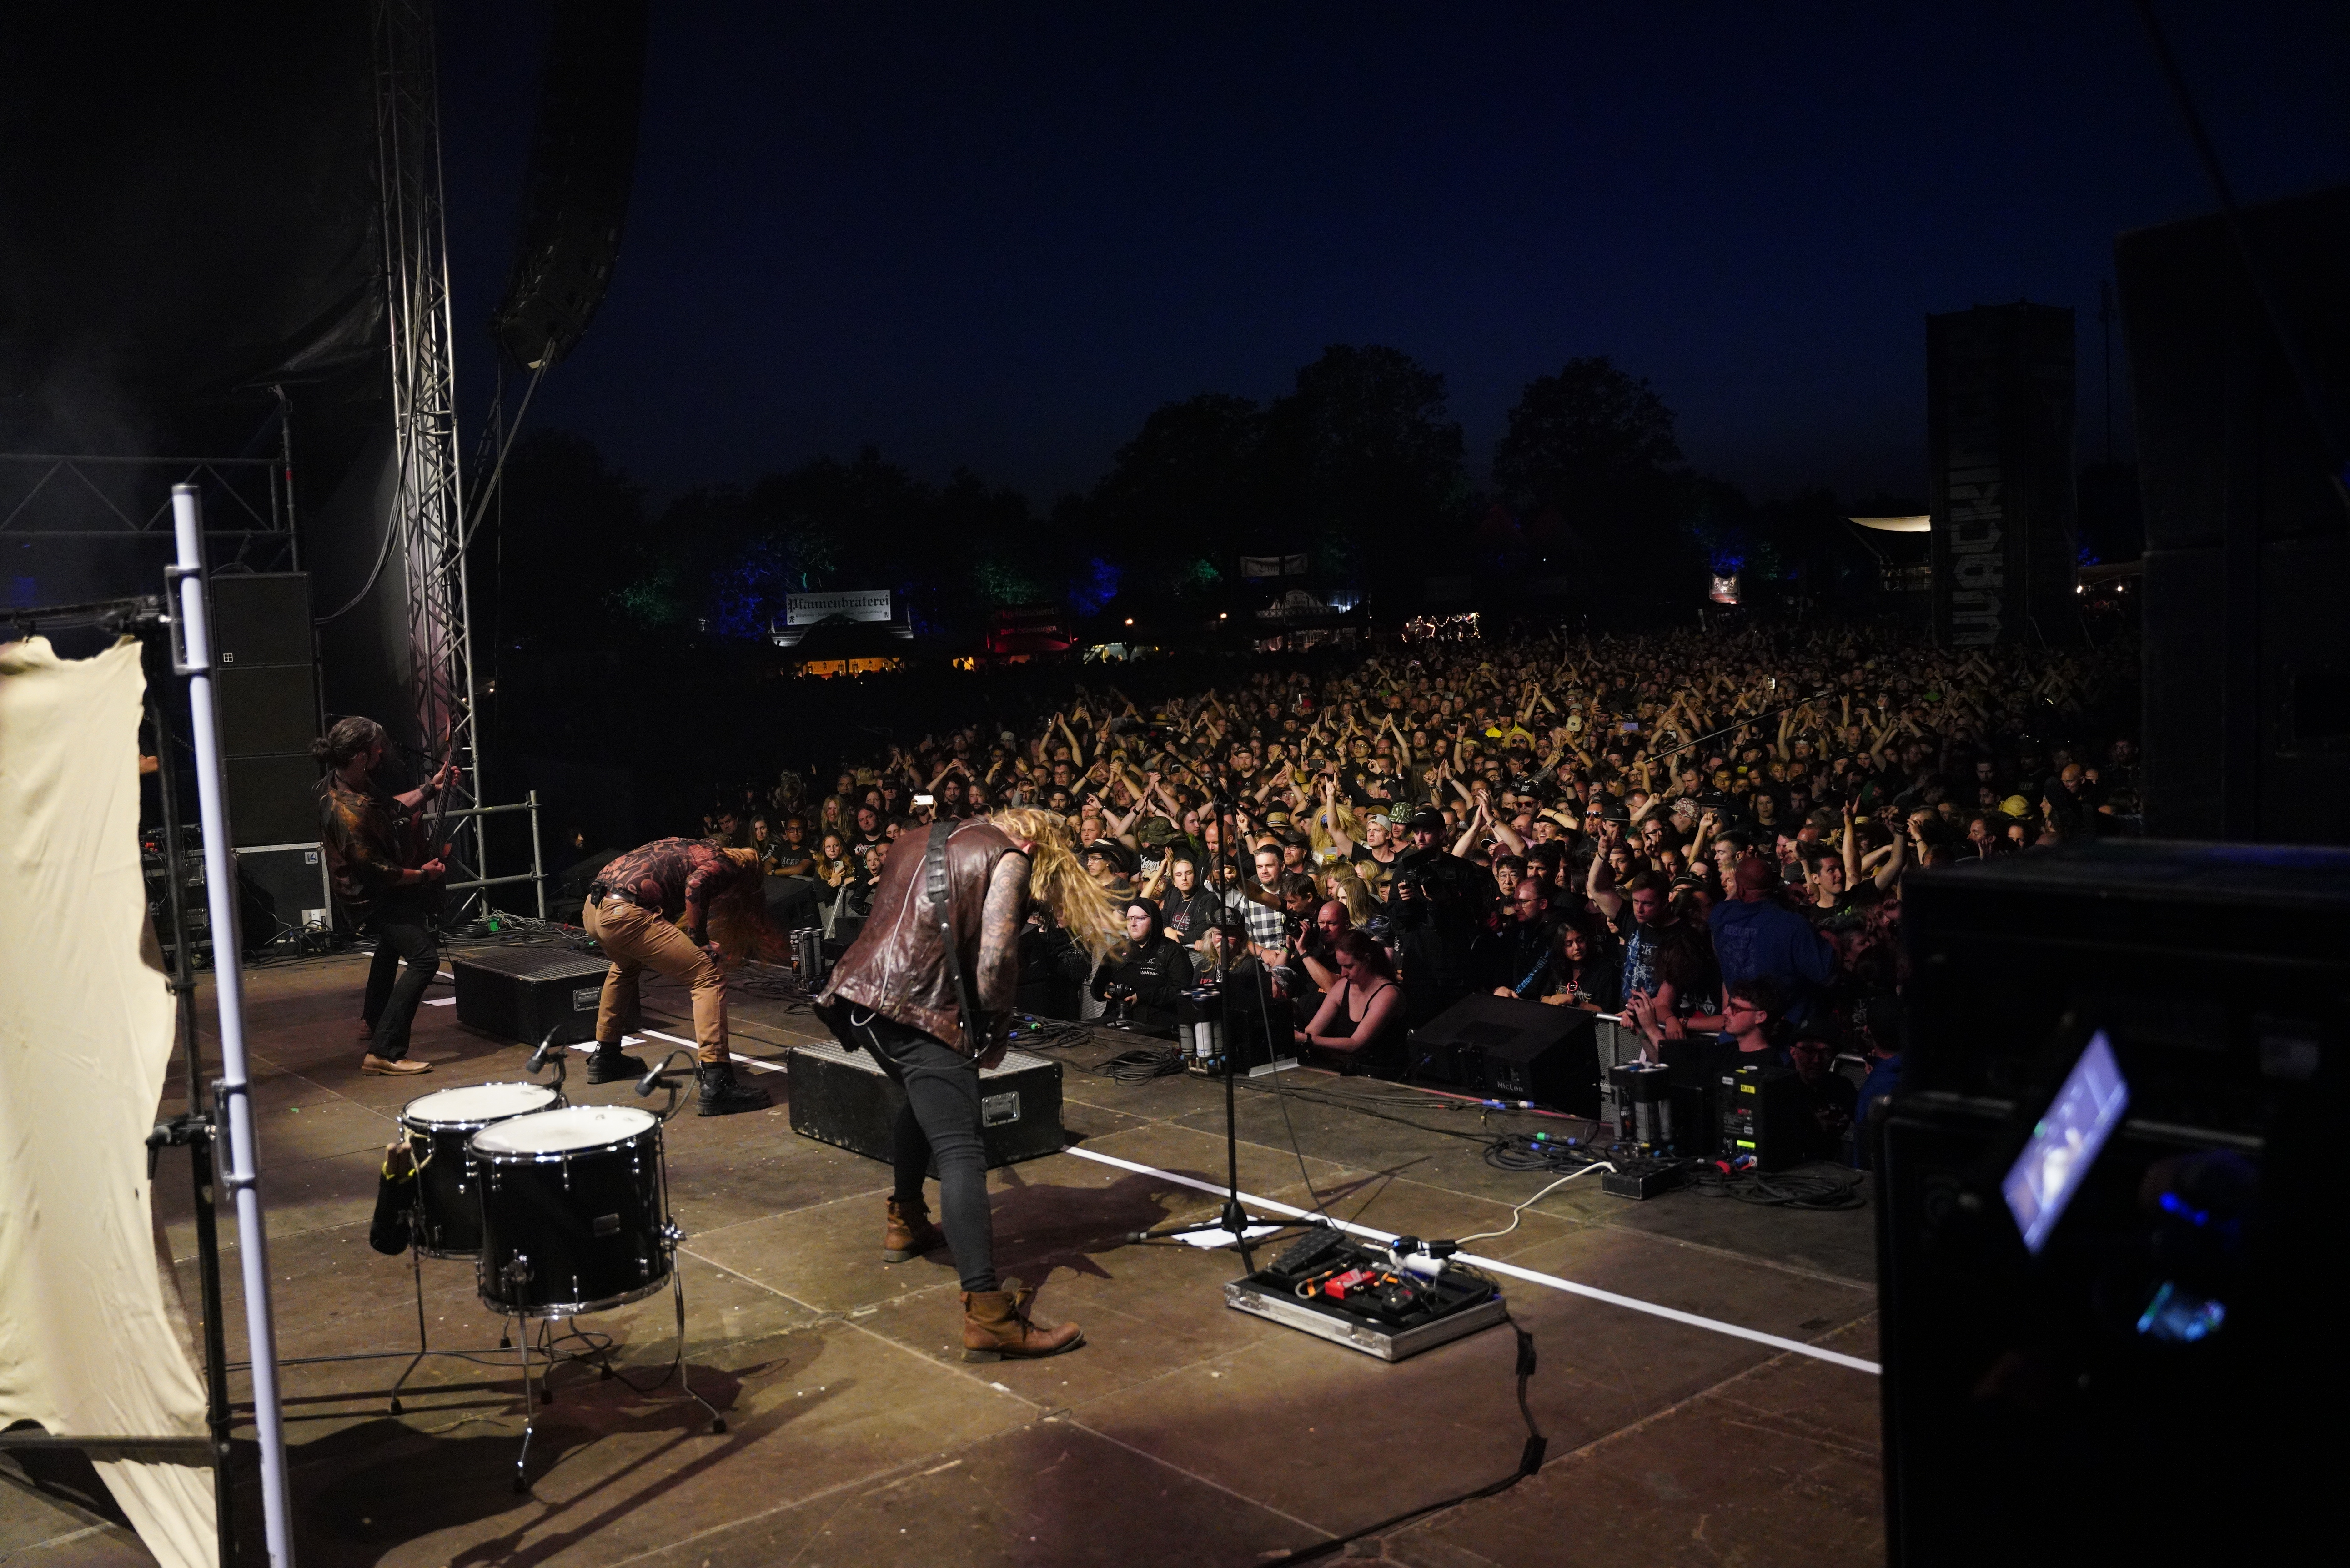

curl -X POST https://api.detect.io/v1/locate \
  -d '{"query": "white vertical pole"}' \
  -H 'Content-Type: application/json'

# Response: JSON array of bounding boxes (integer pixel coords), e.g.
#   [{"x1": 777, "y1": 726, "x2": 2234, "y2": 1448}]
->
[{"x1": 171, "y1": 485, "x2": 297, "y2": 1568}]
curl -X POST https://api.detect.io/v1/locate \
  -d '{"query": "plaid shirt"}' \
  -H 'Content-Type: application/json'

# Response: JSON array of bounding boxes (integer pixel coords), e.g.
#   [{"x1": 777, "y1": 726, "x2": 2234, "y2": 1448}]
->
[
  {"x1": 593, "y1": 837, "x2": 758, "y2": 939},
  {"x1": 1222, "y1": 883, "x2": 1289, "y2": 953}
]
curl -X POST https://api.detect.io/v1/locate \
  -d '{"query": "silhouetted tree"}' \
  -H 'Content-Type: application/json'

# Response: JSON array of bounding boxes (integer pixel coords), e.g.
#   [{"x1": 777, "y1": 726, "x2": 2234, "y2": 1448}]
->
[
  {"x1": 473, "y1": 429, "x2": 648, "y2": 644},
  {"x1": 1261, "y1": 344, "x2": 1469, "y2": 593},
  {"x1": 1494, "y1": 356, "x2": 1692, "y2": 588},
  {"x1": 1085, "y1": 392, "x2": 1267, "y2": 597}
]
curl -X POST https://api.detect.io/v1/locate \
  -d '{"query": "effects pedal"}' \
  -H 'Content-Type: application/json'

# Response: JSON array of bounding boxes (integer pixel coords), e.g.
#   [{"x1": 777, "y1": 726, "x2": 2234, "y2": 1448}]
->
[{"x1": 1226, "y1": 1228, "x2": 1508, "y2": 1362}]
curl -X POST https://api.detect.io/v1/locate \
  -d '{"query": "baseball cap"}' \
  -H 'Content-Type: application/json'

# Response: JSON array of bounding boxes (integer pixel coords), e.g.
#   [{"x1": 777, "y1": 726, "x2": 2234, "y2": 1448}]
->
[
  {"x1": 1999, "y1": 794, "x2": 2031, "y2": 818},
  {"x1": 1407, "y1": 808, "x2": 1447, "y2": 833}
]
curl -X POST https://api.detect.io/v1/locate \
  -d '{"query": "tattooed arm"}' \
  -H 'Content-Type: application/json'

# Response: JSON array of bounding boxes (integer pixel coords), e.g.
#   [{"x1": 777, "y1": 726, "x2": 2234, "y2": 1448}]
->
[{"x1": 973, "y1": 850, "x2": 1031, "y2": 1063}]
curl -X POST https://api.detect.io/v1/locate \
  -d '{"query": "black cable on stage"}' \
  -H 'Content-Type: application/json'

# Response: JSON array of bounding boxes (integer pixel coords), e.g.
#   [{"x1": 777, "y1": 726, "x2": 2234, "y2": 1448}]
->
[
  {"x1": 1690, "y1": 1164, "x2": 1868, "y2": 1211},
  {"x1": 1091, "y1": 1045, "x2": 1185, "y2": 1085},
  {"x1": 1269, "y1": 1322, "x2": 1547, "y2": 1564},
  {"x1": 1481, "y1": 1131, "x2": 1622, "y2": 1174}
]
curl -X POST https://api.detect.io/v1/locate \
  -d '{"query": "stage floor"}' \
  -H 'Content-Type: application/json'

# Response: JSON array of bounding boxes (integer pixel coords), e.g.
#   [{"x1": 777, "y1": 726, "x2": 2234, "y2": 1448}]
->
[{"x1": 3, "y1": 946, "x2": 1886, "y2": 1568}]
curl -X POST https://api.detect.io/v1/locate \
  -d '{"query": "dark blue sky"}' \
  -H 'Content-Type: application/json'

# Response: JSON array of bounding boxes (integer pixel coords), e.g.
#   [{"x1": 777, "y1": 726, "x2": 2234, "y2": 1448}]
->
[{"x1": 441, "y1": 3, "x2": 2349, "y2": 508}]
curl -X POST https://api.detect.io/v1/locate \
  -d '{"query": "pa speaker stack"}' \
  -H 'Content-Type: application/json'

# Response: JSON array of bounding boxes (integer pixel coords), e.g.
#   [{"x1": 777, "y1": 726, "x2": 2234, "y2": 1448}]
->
[
  {"x1": 1406, "y1": 993, "x2": 1599, "y2": 1116},
  {"x1": 2117, "y1": 183, "x2": 2350, "y2": 843},
  {"x1": 211, "y1": 573, "x2": 330, "y2": 946}
]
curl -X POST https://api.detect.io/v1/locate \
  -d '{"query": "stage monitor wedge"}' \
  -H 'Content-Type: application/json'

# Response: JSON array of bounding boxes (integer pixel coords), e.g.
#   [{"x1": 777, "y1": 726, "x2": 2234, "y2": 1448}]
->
[{"x1": 1409, "y1": 993, "x2": 1598, "y2": 1116}]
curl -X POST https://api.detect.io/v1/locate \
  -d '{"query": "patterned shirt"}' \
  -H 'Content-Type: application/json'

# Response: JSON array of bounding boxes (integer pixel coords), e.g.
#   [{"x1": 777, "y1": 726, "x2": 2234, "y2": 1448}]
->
[
  {"x1": 319, "y1": 779, "x2": 410, "y2": 916},
  {"x1": 1221, "y1": 882, "x2": 1289, "y2": 953},
  {"x1": 1619, "y1": 923, "x2": 1662, "y2": 1003},
  {"x1": 593, "y1": 838, "x2": 759, "y2": 938}
]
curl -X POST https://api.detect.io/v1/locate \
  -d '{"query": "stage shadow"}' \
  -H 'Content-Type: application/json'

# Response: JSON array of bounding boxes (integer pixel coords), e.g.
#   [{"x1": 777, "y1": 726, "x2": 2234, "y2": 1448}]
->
[
  {"x1": 0, "y1": 1437, "x2": 136, "y2": 1531},
  {"x1": 232, "y1": 1342, "x2": 820, "y2": 1568},
  {"x1": 984, "y1": 1164, "x2": 1391, "y2": 1283}
]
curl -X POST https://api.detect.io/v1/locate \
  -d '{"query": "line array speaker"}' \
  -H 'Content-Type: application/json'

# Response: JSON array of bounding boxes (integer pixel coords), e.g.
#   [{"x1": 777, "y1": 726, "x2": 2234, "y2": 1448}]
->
[
  {"x1": 208, "y1": 571, "x2": 321, "y2": 849},
  {"x1": 2116, "y1": 183, "x2": 2350, "y2": 843}
]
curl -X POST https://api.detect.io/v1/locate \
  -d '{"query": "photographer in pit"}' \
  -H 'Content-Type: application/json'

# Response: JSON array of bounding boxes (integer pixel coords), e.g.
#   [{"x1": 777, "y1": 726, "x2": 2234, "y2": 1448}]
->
[
  {"x1": 1387, "y1": 807, "x2": 1495, "y2": 1027},
  {"x1": 1290, "y1": 898, "x2": 1352, "y2": 998},
  {"x1": 1089, "y1": 896, "x2": 1190, "y2": 1031}
]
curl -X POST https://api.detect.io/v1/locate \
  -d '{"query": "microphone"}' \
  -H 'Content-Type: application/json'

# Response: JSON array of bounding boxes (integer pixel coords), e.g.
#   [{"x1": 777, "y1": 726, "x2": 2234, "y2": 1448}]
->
[
  {"x1": 634, "y1": 1048, "x2": 693, "y2": 1097},
  {"x1": 527, "y1": 1029, "x2": 561, "y2": 1074}
]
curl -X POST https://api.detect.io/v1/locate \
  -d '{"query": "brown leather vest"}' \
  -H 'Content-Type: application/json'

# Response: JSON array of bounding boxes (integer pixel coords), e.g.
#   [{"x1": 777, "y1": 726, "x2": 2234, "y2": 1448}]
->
[{"x1": 818, "y1": 819, "x2": 1020, "y2": 1054}]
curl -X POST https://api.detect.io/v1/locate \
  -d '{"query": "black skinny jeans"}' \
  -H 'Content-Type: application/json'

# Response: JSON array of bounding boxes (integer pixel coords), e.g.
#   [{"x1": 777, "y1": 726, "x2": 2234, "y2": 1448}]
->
[
  {"x1": 845, "y1": 1008, "x2": 996, "y2": 1292},
  {"x1": 361, "y1": 897, "x2": 439, "y2": 1062}
]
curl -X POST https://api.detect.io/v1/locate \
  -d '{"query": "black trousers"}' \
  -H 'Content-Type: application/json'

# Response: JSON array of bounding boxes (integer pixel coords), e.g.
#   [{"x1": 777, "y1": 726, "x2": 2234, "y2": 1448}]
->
[
  {"x1": 361, "y1": 898, "x2": 438, "y2": 1062},
  {"x1": 838, "y1": 1008, "x2": 996, "y2": 1292}
]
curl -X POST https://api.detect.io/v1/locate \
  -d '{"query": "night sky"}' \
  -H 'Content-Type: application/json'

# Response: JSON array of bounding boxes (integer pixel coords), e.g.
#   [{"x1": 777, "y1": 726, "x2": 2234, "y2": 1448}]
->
[{"x1": 439, "y1": 3, "x2": 2349, "y2": 509}]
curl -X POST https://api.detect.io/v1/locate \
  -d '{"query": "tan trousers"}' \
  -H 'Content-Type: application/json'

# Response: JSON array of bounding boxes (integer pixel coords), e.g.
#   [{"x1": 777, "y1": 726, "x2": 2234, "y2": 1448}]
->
[{"x1": 582, "y1": 897, "x2": 728, "y2": 1063}]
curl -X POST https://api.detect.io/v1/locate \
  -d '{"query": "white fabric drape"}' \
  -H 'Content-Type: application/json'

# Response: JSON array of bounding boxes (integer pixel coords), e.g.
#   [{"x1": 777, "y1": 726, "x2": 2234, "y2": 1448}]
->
[{"x1": 0, "y1": 636, "x2": 217, "y2": 1568}]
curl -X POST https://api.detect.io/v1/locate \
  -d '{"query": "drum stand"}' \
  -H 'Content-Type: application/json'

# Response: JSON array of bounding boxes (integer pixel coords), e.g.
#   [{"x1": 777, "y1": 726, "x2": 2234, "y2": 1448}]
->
[
  {"x1": 506, "y1": 1056, "x2": 725, "y2": 1494},
  {"x1": 506, "y1": 1251, "x2": 726, "y2": 1494},
  {"x1": 253, "y1": 1241, "x2": 517, "y2": 1409}
]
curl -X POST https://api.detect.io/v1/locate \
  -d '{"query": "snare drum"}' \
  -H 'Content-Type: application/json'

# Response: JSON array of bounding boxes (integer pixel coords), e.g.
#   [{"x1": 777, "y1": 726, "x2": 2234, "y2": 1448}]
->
[
  {"x1": 398, "y1": 1082, "x2": 563, "y2": 1257},
  {"x1": 471, "y1": 1105, "x2": 674, "y2": 1317}
]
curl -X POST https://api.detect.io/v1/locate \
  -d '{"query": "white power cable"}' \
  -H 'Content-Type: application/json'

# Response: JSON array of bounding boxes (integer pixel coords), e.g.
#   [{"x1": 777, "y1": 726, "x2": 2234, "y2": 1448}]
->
[{"x1": 1453, "y1": 1162, "x2": 1616, "y2": 1246}]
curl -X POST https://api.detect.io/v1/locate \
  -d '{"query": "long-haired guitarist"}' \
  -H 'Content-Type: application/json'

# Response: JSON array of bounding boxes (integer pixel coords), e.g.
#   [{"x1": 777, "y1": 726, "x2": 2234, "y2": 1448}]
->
[
  {"x1": 814, "y1": 807, "x2": 1124, "y2": 1361},
  {"x1": 315, "y1": 715, "x2": 460, "y2": 1076}
]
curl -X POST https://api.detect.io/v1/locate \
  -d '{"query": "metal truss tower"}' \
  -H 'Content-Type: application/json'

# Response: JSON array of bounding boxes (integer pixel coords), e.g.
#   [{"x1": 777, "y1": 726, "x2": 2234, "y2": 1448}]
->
[{"x1": 373, "y1": 0, "x2": 482, "y2": 892}]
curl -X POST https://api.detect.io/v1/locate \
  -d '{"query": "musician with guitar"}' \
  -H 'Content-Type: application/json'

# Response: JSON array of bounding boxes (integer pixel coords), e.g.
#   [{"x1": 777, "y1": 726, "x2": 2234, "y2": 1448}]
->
[{"x1": 315, "y1": 715, "x2": 461, "y2": 1077}]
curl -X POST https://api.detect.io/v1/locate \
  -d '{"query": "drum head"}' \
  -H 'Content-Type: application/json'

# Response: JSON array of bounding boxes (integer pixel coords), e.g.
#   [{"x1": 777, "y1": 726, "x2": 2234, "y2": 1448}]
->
[
  {"x1": 401, "y1": 1081, "x2": 560, "y2": 1128},
  {"x1": 473, "y1": 1104, "x2": 658, "y2": 1156}
]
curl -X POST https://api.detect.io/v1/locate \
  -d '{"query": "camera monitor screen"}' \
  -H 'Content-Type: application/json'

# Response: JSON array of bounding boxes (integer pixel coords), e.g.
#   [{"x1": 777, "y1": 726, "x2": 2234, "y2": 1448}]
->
[{"x1": 2002, "y1": 1029, "x2": 2131, "y2": 1256}]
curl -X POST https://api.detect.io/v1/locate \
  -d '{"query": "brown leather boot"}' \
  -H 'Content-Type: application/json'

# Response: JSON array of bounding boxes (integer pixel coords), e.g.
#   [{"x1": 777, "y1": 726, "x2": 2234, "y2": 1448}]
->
[
  {"x1": 882, "y1": 1197, "x2": 944, "y2": 1263},
  {"x1": 961, "y1": 1280, "x2": 1083, "y2": 1362}
]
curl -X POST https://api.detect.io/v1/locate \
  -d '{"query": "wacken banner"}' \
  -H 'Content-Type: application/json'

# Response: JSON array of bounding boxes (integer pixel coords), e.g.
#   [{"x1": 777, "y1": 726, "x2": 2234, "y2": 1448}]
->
[
  {"x1": 1239, "y1": 553, "x2": 1309, "y2": 579},
  {"x1": 1928, "y1": 304, "x2": 2081, "y2": 648}
]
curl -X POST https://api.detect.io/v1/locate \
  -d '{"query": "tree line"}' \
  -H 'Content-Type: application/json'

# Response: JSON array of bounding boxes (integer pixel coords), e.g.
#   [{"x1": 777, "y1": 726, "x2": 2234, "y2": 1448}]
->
[{"x1": 477, "y1": 344, "x2": 1938, "y2": 659}]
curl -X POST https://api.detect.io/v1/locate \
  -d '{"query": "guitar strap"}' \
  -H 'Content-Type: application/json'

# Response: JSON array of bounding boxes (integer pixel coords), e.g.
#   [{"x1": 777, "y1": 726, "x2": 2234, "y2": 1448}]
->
[{"x1": 924, "y1": 820, "x2": 984, "y2": 1054}]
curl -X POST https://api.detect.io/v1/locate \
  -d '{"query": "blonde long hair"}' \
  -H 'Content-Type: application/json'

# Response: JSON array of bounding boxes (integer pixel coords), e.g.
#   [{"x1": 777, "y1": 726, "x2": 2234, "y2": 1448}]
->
[
  {"x1": 1324, "y1": 862, "x2": 1378, "y2": 926},
  {"x1": 1308, "y1": 794, "x2": 1361, "y2": 864},
  {"x1": 991, "y1": 806, "x2": 1129, "y2": 970}
]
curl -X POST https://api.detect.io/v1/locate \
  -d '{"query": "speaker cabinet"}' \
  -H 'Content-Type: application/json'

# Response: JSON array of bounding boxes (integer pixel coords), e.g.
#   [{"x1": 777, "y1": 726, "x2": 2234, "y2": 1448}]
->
[
  {"x1": 235, "y1": 843, "x2": 331, "y2": 950},
  {"x1": 2116, "y1": 184, "x2": 2350, "y2": 842},
  {"x1": 205, "y1": 571, "x2": 320, "y2": 848},
  {"x1": 1882, "y1": 842, "x2": 2342, "y2": 1564},
  {"x1": 216, "y1": 663, "x2": 324, "y2": 757},
  {"x1": 226, "y1": 754, "x2": 321, "y2": 849},
  {"x1": 209, "y1": 573, "x2": 316, "y2": 669}
]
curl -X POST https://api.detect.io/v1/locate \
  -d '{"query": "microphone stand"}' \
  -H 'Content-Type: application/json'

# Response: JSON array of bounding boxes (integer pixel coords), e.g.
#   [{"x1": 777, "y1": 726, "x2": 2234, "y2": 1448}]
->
[{"x1": 1126, "y1": 750, "x2": 1302, "y2": 1272}]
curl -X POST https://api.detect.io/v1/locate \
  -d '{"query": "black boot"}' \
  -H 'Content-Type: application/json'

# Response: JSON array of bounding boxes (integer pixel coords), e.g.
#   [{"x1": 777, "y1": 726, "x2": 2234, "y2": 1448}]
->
[
  {"x1": 585, "y1": 1044, "x2": 648, "y2": 1084},
  {"x1": 697, "y1": 1059, "x2": 771, "y2": 1116}
]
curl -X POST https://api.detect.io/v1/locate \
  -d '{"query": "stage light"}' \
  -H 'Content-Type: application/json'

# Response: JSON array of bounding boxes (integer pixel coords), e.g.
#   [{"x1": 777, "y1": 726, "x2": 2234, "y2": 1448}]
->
[
  {"x1": 1124, "y1": 617, "x2": 1134, "y2": 625},
  {"x1": 1219, "y1": 612, "x2": 1228, "y2": 619}
]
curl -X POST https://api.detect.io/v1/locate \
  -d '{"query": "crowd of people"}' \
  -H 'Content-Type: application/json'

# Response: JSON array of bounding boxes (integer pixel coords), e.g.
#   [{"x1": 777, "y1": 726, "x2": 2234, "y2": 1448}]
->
[{"x1": 631, "y1": 618, "x2": 2135, "y2": 1161}]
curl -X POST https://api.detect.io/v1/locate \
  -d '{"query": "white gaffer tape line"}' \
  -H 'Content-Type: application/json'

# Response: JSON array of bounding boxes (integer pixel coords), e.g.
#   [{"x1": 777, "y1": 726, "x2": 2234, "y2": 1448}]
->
[
  {"x1": 564, "y1": 1029, "x2": 787, "y2": 1074},
  {"x1": 1063, "y1": 1144, "x2": 1880, "y2": 1376}
]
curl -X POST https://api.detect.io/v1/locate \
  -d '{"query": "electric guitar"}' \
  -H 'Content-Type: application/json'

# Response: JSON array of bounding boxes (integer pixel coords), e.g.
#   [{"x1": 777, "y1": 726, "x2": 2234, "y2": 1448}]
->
[{"x1": 402, "y1": 701, "x2": 467, "y2": 873}]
